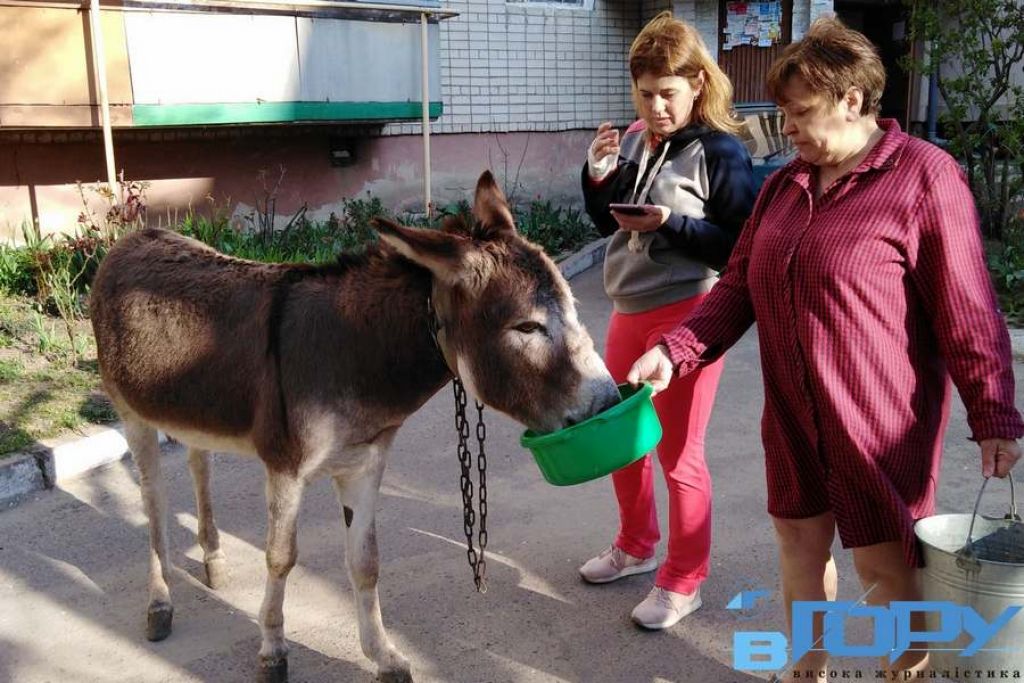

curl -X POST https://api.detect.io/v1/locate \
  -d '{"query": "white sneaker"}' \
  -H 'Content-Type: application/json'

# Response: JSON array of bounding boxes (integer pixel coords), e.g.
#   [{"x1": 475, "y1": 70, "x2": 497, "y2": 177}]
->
[
  {"x1": 630, "y1": 586, "x2": 702, "y2": 629},
  {"x1": 578, "y1": 545, "x2": 657, "y2": 584}
]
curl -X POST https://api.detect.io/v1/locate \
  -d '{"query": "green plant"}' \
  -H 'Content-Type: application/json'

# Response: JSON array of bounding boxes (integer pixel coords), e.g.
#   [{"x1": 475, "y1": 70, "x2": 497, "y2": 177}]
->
[
  {"x1": 514, "y1": 199, "x2": 598, "y2": 257},
  {"x1": 338, "y1": 194, "x2": 388, "y2": 249},
  {"x1": 41, "y1": 243, "x2": 96, "y2": 355},
  {"x1": 904, "y1": 0, "x2": 1024, "y2": 239},
  {"x1": 989, "y1": 210, "x2": 1024, "y2": 322},
  {"x1": 0, "y1": 359, "x2": 22, "y2": 383},
  {"x1": 31, "y1": 311, "x2": 59, "y2": 356},
  {"x1": 0, "y1": 239, "x2": 37, "y2": 296}
]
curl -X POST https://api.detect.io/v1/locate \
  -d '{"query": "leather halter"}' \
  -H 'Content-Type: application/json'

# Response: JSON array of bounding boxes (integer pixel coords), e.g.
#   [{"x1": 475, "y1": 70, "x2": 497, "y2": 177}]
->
[{"x1": 426, "y1": 284, "x2": 460, "y2": 377}]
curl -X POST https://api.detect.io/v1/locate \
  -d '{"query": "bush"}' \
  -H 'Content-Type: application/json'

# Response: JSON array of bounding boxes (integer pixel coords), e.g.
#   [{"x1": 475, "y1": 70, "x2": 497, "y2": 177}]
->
[
  {"x1": 990, "y1": 211, "x2": 1024, "y2": 323},
  {"x1": 0, "y1": 241, "x2": 36, "y2": 296},
  {"x1": 905, "y1": 0, "x2": 1024, "y2": 240},
  {"x1": 0, "y1": 189, "x2": 599, "y2": 306},
  {"x1": 513, "y1": 199, "x2": 598, "y2": 257}
]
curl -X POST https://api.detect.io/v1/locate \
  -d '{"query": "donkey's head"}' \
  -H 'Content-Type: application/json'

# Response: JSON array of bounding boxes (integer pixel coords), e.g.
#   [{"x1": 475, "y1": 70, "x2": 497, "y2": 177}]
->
[{"x1": 375, "y1": 171, "x2": 619, "y2": 433}]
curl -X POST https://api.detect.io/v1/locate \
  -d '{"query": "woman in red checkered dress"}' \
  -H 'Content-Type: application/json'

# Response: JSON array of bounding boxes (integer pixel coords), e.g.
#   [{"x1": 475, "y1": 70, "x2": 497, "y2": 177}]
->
[{"x1": 628, "y1": 17, "x2": 1022, "y2": 680}]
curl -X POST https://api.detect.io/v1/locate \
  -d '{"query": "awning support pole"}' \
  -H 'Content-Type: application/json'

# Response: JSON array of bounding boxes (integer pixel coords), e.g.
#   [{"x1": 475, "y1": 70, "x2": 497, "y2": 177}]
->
[
  {"x1": 421, "y1": 11, "x2": 431, "y2": 217},
  {"x1": 88, "y1": 0, "x2": 119, "y2": 197}
]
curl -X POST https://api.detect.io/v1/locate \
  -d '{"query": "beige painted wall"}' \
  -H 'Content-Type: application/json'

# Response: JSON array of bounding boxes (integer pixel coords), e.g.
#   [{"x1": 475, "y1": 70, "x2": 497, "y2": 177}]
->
[{"x1": 0, "y1": 6, "x2": 131, "y2": 127}]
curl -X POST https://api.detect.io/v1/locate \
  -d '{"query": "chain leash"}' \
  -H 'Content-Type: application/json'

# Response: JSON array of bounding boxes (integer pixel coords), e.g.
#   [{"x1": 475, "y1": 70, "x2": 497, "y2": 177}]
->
[{"x1": 453, "y1": 377, "x2": 488, "y2": 592}]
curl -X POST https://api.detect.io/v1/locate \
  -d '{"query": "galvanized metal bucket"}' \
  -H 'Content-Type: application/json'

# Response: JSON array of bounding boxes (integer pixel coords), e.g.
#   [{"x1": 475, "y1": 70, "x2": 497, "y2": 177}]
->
[{"x1": 914, "y1": 474, "x2": 1024, "y2": 678}]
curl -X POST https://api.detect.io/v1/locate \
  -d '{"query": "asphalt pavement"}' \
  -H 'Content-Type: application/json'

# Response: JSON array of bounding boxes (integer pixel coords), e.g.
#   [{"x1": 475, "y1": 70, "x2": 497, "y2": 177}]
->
[{"x1": 0, "y1": 262, "x2": 1020, "y2": 683}]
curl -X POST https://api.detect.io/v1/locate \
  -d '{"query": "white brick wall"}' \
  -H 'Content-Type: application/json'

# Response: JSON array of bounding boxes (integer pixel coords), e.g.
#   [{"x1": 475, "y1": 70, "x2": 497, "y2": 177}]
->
[
  {"x1": 385, "y1": 0, "x2": 641, "y2": 136},
  {"x1": 383, "y1": 0, "x2": 825, "y2": 136},
  {"x1": 641, "y1": 0, "x2": 671, "y2": 21}
]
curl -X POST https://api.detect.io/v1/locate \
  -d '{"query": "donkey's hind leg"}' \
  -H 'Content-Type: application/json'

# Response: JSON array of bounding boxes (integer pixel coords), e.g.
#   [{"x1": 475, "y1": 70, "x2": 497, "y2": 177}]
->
[
  {"x1": 332, "y1": 428, "x2": 412, "y2": 683},
  {"x1": 186, "y1": 448, "x2": 229, "y2": 589},
  {"x1": 124, "y1": 415, "x2": 174, "y2": 642}
]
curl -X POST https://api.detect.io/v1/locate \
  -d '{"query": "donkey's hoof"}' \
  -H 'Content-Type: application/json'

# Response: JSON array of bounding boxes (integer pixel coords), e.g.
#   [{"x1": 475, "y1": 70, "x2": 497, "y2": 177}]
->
[
  {"x1": 257, "y1": 655, "x2": 288, "y2": 683},
  {"x1": 204, "y1": 557, "x2": 230, "y2": 590},
  {"x1": 145, "y1": 603, "x2": 174, "y2": 642},
  {"x1": 378, "y1": 668, "x2": 413, "y2": 683}
]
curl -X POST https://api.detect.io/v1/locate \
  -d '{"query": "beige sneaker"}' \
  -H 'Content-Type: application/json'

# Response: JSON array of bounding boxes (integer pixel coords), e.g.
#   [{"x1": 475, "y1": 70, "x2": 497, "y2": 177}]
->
[
  {"x1": 630, "y1": 586, "x2": 702, "y2": 629},
  {"x1": 578, "y1": 545, "x2": 657, "y2": 584}
]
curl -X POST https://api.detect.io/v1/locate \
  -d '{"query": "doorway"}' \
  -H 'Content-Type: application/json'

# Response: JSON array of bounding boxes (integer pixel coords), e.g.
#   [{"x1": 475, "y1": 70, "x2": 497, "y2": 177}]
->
[{"x1": 834, "y1": 0, "x2": 912, "y2": 127}]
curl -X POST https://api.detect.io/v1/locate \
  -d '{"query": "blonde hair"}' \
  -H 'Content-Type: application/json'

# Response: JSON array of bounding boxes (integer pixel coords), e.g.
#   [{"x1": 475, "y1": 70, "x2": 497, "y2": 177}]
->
[
  {"x1": 766, "y1": 16, "x2": 885, "y2": 115},
  {"x1": 628, "y1": 11, "x2": 741, "y2": 134}
]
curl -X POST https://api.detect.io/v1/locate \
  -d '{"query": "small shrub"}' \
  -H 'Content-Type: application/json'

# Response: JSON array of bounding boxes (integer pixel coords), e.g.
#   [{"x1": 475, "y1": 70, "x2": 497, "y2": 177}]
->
[
  {"x1": 514, "y1": 199, "x2": 598, "y2": 257},
  {"x1": 0, "y1": 242, "x2": 36, "y2": 296},
  {"x1": 77, "y1": 174, "x2": 149, "y2": 239},
  {"x1": 990, "y1": 212, "x2": 1024, "y2": 324},
  {"x1": 337, "y1": 194, "x2": 388, "y2": 249}
]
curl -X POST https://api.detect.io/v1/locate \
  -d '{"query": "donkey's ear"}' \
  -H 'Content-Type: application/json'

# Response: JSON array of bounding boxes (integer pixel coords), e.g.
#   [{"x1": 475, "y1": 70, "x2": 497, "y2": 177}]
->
[
  {"x1": 472, "y1": 170, "x2": 516, "y2": 238},
  {"x1": 373, "y1": 218, "x2": 473, "y2": 287}
]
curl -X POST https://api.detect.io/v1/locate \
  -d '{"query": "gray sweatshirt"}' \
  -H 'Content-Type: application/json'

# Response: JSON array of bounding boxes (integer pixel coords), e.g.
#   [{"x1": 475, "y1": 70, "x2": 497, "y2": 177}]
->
[{"x1": 582, "y1": 121, "x2": 755, "y2": 313}]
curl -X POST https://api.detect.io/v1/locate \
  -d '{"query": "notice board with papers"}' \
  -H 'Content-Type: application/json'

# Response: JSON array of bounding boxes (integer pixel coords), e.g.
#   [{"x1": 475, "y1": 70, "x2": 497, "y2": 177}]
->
[{"x1": 723, "y1": 1, "x2": 783, "y2": 50}]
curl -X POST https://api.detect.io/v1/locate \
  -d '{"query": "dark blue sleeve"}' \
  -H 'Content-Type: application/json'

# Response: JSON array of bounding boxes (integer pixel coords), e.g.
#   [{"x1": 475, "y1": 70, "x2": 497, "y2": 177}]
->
[
  {"x1": 581, "y1": 160, "x2": 639, "y2": 238},
  {"x1": 658, "y1": 133, "x2": 755, "y2": 269}
]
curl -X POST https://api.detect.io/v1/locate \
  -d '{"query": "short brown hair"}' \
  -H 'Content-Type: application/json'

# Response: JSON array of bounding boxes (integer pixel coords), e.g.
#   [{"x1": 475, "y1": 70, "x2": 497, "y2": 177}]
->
[
  {"x1": 629, "y1": 11, "x2": 741, "y2": 134},
  {"x1": 766, "y1": 16, "x2": 885, "y2": 115}
]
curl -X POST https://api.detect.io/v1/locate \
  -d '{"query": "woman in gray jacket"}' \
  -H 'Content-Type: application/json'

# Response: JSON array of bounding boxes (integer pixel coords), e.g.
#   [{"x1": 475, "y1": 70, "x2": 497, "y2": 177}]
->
[{"x1": 579, "y1": 11, "x2": 755, "y2": 630}]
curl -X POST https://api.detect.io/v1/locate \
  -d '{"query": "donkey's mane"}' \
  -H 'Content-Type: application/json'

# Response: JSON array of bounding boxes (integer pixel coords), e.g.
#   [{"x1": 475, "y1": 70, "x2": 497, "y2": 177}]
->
[{"x1": 264, "y1": 240, "x2": 417, "y2": 285}]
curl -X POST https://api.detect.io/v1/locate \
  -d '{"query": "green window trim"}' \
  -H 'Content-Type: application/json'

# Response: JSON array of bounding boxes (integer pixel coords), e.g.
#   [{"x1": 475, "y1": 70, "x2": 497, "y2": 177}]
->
[{"x1": 132, "y1": 101, "x2": 443, "y2": 126}]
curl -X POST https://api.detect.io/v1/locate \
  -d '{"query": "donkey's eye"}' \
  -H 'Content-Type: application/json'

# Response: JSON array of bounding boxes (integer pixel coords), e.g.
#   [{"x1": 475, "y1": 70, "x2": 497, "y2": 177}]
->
[{"x1": 513, "y1": 321, "x2": 546, "y2": 335}]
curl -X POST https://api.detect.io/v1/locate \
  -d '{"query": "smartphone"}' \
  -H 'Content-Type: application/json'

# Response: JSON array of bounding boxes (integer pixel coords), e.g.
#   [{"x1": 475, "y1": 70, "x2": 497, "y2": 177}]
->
[{"x1": 608, "y1": 203, "x2": 649, "y2": 215}]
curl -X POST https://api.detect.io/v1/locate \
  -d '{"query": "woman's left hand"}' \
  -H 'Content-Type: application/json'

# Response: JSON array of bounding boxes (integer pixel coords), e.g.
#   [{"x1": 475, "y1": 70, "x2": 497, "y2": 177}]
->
[
  {"x1": 626, "y1": 344, "x2": 674, "y2": 395},
  {"x1": 610, "y1": 204, "x2": 671, "y2": 233},
  {"x1": 981, "y1": 438, "x2": 1022, "y2": 478}
]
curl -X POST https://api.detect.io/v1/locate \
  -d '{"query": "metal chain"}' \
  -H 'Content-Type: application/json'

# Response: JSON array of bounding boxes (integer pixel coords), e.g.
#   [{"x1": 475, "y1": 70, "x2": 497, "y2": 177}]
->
[
  {"x1": 453, "y1": 377, "x2": 488, "y2": 592},
  {"x1": 475, "y1": 397, "x2": 488, "y2": 570}
]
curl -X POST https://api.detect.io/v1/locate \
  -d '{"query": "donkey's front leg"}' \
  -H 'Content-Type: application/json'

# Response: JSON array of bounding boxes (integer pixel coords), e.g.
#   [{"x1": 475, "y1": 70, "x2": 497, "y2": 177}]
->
[
  {"x1": 333, "y1": 432, "x2": 412, "y2": 683},
  {"x1": 257, "y1": 471, "x2": 305, "y2": 683}
]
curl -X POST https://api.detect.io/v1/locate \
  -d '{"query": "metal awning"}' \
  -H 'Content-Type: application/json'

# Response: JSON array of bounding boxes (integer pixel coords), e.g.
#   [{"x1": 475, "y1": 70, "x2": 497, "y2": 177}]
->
[{"x1": 4, "y1": 0, "x2": 458, "y2": 214}]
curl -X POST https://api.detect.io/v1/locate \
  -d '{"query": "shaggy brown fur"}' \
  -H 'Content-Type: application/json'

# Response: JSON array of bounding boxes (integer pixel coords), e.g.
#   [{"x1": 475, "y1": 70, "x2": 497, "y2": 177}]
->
[{"x1": 88, "y1": 171, "x2": 617, "y2": 683}]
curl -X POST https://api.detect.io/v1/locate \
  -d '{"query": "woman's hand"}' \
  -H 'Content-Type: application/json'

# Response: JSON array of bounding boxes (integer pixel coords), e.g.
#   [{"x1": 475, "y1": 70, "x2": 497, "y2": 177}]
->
[
  {"x1": 981, "y1": 438, "x2": 1022, "y2": 478},
  {"x1": 626, "y1": 343, "x2": 674, "y2": 395},
  {"x1": 610, "y1": 204, "x2": 671, "y2": 232},
  {"x1": 590, "y1": 122, "x2": 620, "y2": 165}
]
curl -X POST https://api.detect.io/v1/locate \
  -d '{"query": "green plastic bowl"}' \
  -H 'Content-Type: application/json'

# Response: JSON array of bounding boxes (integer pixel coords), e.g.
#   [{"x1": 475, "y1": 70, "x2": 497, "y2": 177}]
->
[{"x1": 520, "y1": 383, "x2": 663, "y2": 486}]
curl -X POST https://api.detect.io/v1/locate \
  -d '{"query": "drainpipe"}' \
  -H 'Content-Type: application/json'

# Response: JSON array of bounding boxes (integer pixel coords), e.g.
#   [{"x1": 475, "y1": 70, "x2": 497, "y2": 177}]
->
[
  {"x1": 88, "y1": 0, "x2": 119, "y2": 195},
  {"x1": 926, "y1": 71, "x2": 939, "y2": 143},
  {"x1": 420, "y1": 11, "x2": 431, "y2": 217}
]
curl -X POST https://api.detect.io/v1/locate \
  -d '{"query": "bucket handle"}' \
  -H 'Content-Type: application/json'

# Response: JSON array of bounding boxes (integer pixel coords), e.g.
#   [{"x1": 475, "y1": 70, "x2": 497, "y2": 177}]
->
[{"x1": 958, "y1": 472, "x2": 1019, "y2": 570}]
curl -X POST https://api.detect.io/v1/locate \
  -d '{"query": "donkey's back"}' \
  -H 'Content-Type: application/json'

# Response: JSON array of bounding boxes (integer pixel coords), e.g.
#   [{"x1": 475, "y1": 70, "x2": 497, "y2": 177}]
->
[{"x1": 91, "y1": 229, "x2": 279, "y2": 451}]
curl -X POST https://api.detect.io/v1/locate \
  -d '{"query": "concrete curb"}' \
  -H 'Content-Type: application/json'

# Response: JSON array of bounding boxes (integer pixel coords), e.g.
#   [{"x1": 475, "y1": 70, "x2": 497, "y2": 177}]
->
[
  {"x1": 0, "y1": 422, "x2": 170, "y2": 508},
  {"x1": 0, "y1": 452, "x2": 49, "y2": 507},
  {"x1": 0, "y1": 236, "x2": 611, "y2": 509},
  {"x1": 557, "y1": 236, "x2": 608, "y2": 281}
]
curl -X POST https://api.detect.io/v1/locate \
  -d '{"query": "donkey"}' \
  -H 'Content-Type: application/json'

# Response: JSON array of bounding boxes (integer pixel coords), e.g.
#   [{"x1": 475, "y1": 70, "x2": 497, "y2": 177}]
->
[{"x1": 89, "y1": 171, "x2": 618, "y2": 683}]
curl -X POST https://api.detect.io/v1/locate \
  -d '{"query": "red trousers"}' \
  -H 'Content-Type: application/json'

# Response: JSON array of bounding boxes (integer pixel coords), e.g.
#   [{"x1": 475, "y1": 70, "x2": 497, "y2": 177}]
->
[{"x1": 604, "y1": 294, "x2": 724, "y2": 594}]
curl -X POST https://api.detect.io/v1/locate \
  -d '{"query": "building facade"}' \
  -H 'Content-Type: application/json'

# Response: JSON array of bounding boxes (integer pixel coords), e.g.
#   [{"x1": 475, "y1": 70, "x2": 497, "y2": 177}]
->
[{"x1": 0, "y1": 0, "x2": 835, "y2": 241}]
